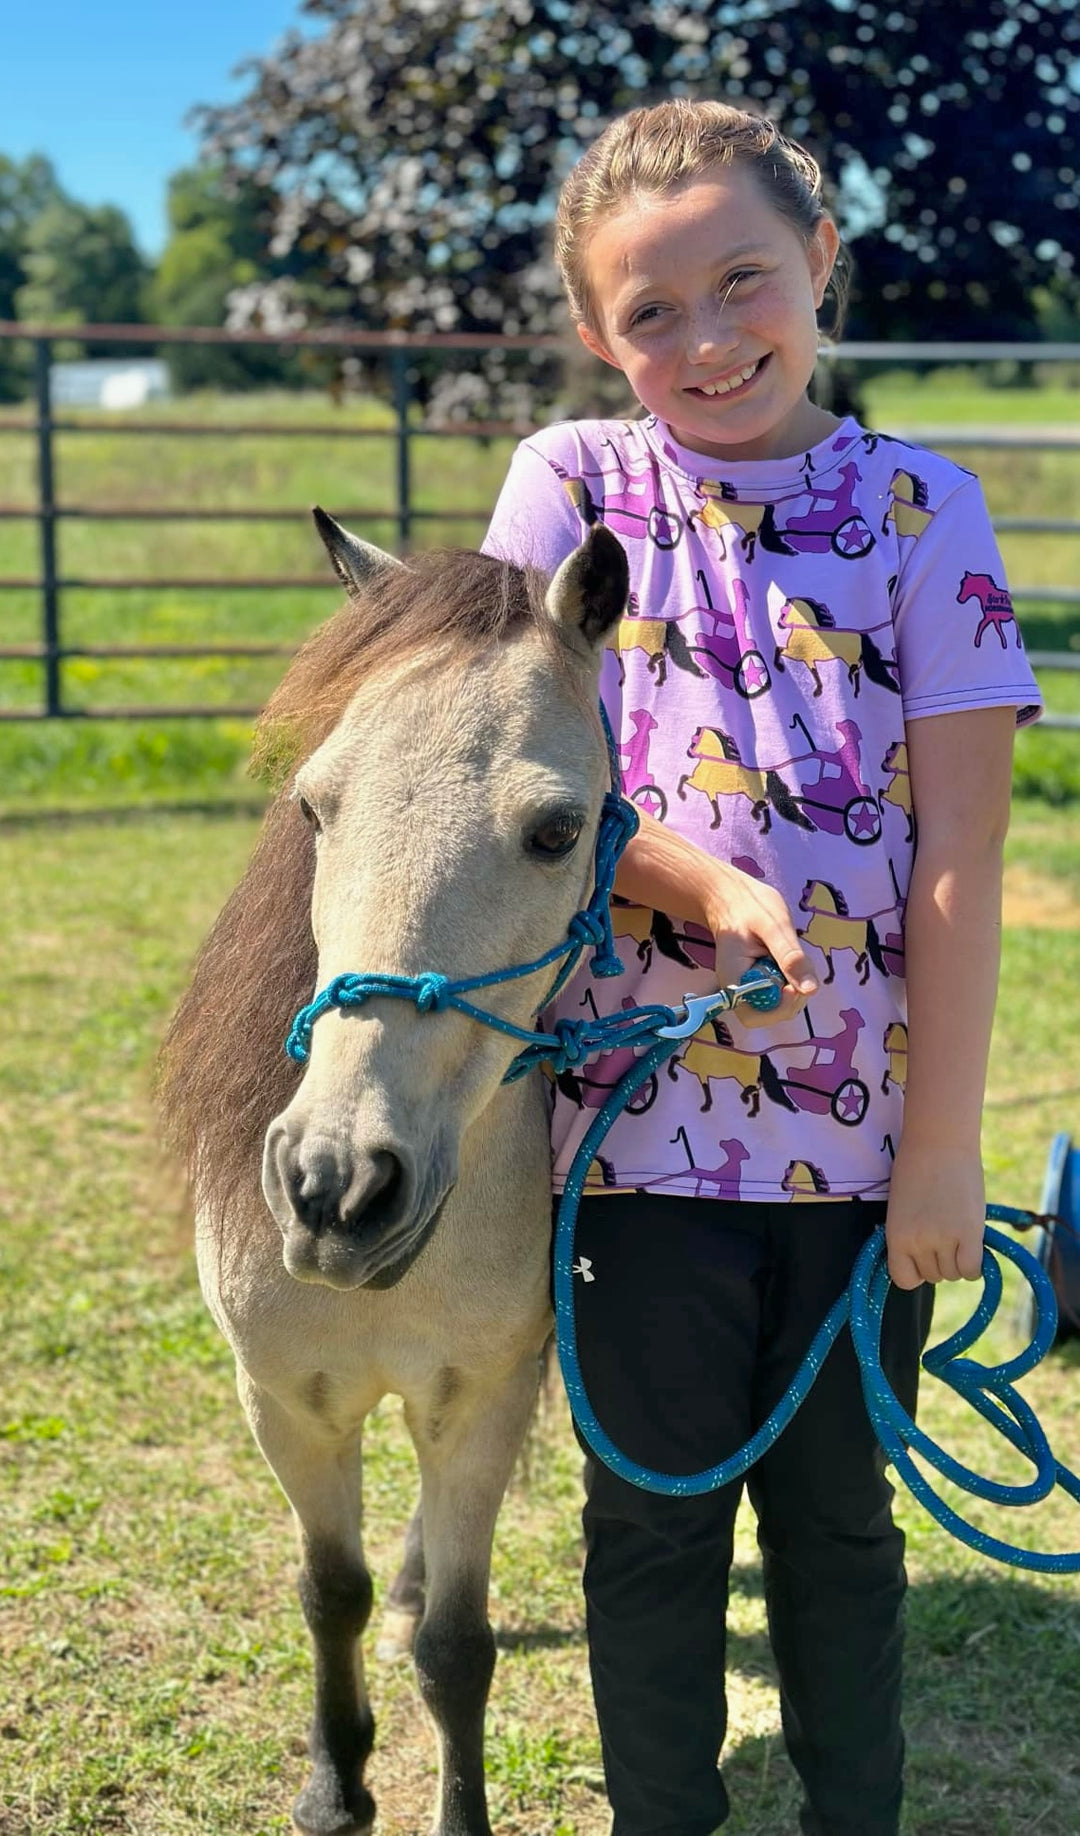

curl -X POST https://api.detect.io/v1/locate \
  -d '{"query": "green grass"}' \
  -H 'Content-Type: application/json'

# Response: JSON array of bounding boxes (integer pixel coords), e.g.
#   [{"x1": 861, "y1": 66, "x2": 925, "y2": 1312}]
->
[{"x1": 1, "y1": 791, "x2": 1079, "y2": 1835}]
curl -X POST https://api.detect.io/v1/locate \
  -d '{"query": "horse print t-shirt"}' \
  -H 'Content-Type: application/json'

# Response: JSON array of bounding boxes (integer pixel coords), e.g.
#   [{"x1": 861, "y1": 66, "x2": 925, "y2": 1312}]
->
[{"x1": 482, "y1": 415, "x2": 1041, "y2": 1204}]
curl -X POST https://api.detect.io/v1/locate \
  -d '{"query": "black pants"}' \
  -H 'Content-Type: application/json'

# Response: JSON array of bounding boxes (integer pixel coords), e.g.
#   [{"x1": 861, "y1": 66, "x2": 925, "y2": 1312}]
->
[{"x1": 566, "y1": 1193, "x2": 934, "y2": 1836}]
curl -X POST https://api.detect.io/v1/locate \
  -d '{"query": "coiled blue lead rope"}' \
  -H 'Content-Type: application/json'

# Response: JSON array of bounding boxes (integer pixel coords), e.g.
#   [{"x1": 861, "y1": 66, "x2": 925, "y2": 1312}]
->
[{"x1": 552, "y1": 1037, "x2": 1080, "y2": 1571}]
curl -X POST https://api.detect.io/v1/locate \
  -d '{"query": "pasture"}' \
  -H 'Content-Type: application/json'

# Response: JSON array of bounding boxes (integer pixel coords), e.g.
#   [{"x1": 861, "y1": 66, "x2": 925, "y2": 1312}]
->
[{"x1": 2, "y1": 372, "x2": 1080, "y2": 1834}]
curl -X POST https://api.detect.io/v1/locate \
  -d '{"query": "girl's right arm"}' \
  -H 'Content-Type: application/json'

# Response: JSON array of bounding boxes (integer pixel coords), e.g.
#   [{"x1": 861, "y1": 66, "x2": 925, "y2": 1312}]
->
[{"x1": 614, "y1": 808, "x2": 817, "y2": 1024}]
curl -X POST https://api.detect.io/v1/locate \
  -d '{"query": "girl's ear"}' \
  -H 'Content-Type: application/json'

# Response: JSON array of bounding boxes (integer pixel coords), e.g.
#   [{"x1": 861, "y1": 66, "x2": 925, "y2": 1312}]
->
[
  {"x1": 810, "y1": 217, "x2": 842, "y2": 310},
  {"x1": 576, "y1": 319, "x2": 623, "y2": 371}
]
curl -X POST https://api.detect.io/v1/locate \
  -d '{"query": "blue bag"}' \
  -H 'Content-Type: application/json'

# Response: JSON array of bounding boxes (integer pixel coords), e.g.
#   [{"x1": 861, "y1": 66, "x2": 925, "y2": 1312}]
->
[{"x1": 1032, "y1": 1134, "x2": 1080, "y2": 1343}]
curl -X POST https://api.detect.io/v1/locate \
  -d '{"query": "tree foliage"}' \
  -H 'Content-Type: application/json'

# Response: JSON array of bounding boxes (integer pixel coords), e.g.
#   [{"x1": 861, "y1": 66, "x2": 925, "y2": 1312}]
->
[
  {"x1": 0, "y1": 154, "x2": 65, "y2": 398},
  {"x1": 151, "y1": 166, "x2": 303, "y2": 391},
  {"x1": 16, "y1": 198, "x2": 147, "y2": 339},
  {"x1": 191, "y1": 0, "x2": 1080, "y2": 414}
]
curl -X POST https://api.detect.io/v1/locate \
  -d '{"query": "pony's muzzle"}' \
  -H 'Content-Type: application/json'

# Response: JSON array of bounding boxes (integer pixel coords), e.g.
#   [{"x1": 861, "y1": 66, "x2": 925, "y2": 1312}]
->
[{"x1": 262, "y1": 1121, "x2": 429, "y2": 1290}]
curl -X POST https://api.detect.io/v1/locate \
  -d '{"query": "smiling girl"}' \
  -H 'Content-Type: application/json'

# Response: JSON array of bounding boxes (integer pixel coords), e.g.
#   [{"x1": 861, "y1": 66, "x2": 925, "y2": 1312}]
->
[{"x1": 483, "y1": 100, "x2": 1041, "y2": 1836}]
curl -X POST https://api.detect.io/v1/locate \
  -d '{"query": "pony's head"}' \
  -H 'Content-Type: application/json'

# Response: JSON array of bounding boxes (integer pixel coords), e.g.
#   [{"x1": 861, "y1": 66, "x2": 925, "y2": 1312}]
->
[
  {"x1": 162, "y1": 516, "x2": 628, "y2": 1294},
  {"x1": 266, "y1": 517, "x2": 627, "y2": 1291}
]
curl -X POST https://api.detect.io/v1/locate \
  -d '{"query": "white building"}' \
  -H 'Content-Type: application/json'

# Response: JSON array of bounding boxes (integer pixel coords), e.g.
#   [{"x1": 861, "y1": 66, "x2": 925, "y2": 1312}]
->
[{"x1": 49, "y1": 359, "x2": 171, "y2": 409}]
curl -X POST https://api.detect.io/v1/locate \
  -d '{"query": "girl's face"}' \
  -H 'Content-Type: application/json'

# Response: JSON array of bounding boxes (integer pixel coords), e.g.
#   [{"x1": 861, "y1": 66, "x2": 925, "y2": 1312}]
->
[{"x1": 578, "y1": 162, "x2": 840, "y2": 464}]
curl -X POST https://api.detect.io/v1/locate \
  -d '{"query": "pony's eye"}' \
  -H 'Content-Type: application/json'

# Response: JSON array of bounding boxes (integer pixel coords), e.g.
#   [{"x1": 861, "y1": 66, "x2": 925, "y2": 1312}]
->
[
  {"x1": 528, "y1": 810, "x2": 584, "y2": 860},
  {"x1": 298, "y1": 795, "x2": 322, "y2": 833}
]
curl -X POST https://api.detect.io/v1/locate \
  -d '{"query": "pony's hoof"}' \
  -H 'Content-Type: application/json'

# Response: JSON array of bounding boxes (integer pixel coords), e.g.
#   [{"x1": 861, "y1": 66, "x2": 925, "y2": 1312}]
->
[
  {"x1": 292, "y1": 1775, "x2": 375, "y2": 1836},
  {"x1": 375, "y1": 1605, "x2": 421, "y2": 1662}
]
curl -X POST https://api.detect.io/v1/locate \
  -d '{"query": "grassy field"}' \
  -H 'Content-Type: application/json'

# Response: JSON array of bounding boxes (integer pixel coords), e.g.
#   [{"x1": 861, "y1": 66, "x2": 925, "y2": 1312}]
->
[
  {"x1": 1, "y1": 797, "x2": 1080, "y2": 1836},
  {"x1": 2, "y1": 372, "x2": 1080, "y2": 1834}
]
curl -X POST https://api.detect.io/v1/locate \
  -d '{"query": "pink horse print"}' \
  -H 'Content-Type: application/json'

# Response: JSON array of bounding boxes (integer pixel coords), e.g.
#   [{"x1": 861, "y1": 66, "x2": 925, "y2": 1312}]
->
[{"x1": 957, "y1": 572, "x2": 1019, "y2": 649}]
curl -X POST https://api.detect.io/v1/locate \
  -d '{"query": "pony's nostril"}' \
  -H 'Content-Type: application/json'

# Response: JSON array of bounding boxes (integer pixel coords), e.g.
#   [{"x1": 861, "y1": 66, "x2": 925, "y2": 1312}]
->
[{"x1": 340, "y1": 1150, "x2": 404, "y2": 1232}]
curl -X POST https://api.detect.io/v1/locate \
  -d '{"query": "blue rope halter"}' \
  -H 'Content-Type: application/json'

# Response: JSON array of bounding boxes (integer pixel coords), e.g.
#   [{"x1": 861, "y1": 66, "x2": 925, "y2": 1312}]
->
[{"x1": 284, "y1": 704, "x2": 1080, "y2": 1575}]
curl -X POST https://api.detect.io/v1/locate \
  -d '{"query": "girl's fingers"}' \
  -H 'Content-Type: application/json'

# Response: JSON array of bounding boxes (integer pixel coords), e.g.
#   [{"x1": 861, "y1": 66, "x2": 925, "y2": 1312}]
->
[
  {"x1": 758, "y1": 917, "x2": 818, "y2": 997},
  {"x1": 888, "y1": 1250, "x2": 924, "y2": 1291}
]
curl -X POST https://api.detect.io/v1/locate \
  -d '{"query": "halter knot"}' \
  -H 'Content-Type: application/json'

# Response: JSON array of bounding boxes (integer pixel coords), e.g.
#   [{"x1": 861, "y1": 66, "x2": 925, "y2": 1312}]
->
[
  {"x1": 567, "y1": 910, "x2": 606, "y2": 950},
  {"x1": 550, "y1": 1018, "x2": 591, "y2": 1069},
  {"x1": 414, "y1": 972, "x2": 453, "y2": 1014}
]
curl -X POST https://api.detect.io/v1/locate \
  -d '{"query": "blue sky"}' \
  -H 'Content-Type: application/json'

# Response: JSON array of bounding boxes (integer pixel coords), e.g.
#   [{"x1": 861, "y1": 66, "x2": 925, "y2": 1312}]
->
[{"x1": 1, "y1": 1, "x2": 310, "y2": 256}]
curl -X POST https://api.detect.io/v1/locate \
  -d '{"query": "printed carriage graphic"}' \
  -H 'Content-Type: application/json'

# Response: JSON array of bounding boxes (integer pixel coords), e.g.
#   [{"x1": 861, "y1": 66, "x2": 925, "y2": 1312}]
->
[
  {"x1": 667, "y1": 1008, "x2": 870, "y2": 1127},
  {"x1": 678, "y1": 715, "x2": 883, "y2": 844}
]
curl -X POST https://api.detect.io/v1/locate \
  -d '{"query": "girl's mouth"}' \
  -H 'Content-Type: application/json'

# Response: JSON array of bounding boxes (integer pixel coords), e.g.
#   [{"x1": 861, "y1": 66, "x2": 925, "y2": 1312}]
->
[{"x1": 686, "y1": 354, "x2": 770, "y2": 402}]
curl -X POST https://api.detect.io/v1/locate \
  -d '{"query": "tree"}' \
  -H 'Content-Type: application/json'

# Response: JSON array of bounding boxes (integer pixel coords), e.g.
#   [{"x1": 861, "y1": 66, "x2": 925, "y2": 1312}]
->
[
  {"x1": 193, "y1": 0, "x2": 1080, "y2": 413},
  {"x1": 15, "y1": 197, "x2": 148, "y2": 348},
  {"x1": 0, "y1": 153, "x2": 64, "y2": 398},
  {"x1": 151, "y1": 165, "x2": 303, "y2": 391}
]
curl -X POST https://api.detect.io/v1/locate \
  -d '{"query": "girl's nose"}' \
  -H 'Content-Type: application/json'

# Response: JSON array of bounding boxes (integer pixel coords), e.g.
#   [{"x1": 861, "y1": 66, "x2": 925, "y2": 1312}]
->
[{"x1": 686, "y1": 306, "x2": 739, "y2": 364}]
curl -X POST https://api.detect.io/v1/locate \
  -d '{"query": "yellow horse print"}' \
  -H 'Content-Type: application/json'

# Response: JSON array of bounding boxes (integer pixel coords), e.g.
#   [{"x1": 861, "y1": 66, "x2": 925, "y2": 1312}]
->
[
  {"x1": 774, "y1": 597, "x2": 899, "y2": 698},
  {"x1": 882, "y1": 1022, "x2": 908, "y2": 1095},
  {"x1": 782, "y1": 1159, "x2": 833, "y2": 1201},
  {"x1": 667, "y1": 1023, "x2": 796, "y2": 1119},
  {"x1": 607, "y1": 595, "x2": 703, "y2": 686},
  {"x1": 798, "y1": 879, "x2": 890, "y2": 986},
  {"x1": 880, "y1": 740, "x2": 914, "y2": 842},
  {"x1": 883, "y1": 468, "x2": 933, "y2": 540},
  {"x1": 678, "y1": 726, "x2": 813, "y2": 833},
  {"x1": 693, "y1": 480, "x2": 795, "y2": 561}
]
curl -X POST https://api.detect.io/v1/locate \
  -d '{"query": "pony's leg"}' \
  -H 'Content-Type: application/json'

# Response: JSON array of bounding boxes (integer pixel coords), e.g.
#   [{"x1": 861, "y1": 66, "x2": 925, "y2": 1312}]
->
[
  {"x1": 377, "y1": 1497, "x2": 425, "y2": 1661},
  {"x1": 238, "y1": 1373, "x2": 376, "y2": 1836},
  {"x1": 408, "y1": 1354, "x2": 541, "y2": 1836}
]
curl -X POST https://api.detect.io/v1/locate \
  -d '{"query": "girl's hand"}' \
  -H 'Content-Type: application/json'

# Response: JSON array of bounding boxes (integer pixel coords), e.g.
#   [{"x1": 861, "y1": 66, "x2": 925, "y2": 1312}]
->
[
  {"x1": 885, "y1": 1139, "x2": 986, "y2": 1289},
  {"x1": 702, "y1": 861, "x2": 818, "y2": 1031}
]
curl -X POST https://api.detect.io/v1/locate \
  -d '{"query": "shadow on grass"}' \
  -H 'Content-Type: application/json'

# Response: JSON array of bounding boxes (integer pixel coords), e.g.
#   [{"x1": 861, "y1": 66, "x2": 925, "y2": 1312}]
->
[
  {"x1": 0, "y1": 797, "x2": 267, "y2": 830},
  {"x1": 718, "y1": 1567, "x2": 1080, "y2": 1835}
]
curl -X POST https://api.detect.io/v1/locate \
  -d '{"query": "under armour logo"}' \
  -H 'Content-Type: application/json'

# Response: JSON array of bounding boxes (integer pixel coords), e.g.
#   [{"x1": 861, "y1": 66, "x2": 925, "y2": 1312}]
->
[{"x1": 573, "y1": 1257, "x2": 595, "y2": 1283}]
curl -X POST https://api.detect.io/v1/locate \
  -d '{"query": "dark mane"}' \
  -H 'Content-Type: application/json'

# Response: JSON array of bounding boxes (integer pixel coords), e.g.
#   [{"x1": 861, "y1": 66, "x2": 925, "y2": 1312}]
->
[{"x1": 158, "y1": 549, "x2": 557, "y2": 1226}]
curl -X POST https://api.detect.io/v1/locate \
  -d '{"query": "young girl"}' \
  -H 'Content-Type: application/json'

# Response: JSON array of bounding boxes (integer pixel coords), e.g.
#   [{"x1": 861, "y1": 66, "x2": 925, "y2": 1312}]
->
[{"x1": 482, "y1": 101, "x2": 1041, "y2": 1836}]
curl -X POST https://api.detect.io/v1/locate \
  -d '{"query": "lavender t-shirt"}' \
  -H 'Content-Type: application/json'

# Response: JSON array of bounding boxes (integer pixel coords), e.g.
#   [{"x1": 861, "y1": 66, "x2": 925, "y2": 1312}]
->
[{"x1": 483, "y1": 415, "x2": 1041, "y2": 1203}]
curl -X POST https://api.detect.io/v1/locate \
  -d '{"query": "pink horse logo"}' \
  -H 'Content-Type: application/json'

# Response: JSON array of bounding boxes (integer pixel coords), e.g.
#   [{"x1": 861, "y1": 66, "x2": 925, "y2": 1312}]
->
[{"x1": 957, "y1": 572, "x2": 1019, "y2": 649}]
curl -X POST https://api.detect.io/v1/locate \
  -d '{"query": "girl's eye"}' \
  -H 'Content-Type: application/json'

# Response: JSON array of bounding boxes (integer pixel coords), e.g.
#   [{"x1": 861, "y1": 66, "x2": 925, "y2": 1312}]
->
[
  {"x1": 527, "y1": 810, "x2": 584, "y2": 860},
  {"x1": 725, "y1": 269, "x2": 759, "y2": 289},
  {"x1": 628, "y1": 304, "x2": 665, "y2": 329},
  {"x1": 298, "y1": 795, "x2": 322, "y2": 833}
]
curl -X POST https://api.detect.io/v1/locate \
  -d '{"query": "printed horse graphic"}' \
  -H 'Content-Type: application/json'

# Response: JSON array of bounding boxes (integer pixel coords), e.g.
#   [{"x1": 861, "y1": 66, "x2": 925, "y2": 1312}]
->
[
  {"x1": 798, "y1": 879, "x2": 896, "y2": 985},
  {"x1": 883, "y1": 468, "x2": 933, "y2": 540},
  {"x1": 882, "y1": 1021, "x2": 908, "y2": 1095},
  {"x1": 957, "y1": 571, "x2": 1019, "y2": 649},
  {"x1": 782, "y1": 1159, "x2": 832, "y2": 1201},
  {"x1": 879, "y1": 740, "x2": 914, "y2": 842},
  {"x1": 609, "y1": 596, "x2": 704, "y2": 688},
  {"x1": 678, "y1": 726, "x2": 815, "y2": 833},
  {"x1": 668, "y1": 1019, "x2": 796, "y2": 1118},
  {"x1": 693, "y1": 479, "x2": 795, "y2": 560},
  {"x1": 774, "y1": 596, "x2": 899, "y2": 698}
]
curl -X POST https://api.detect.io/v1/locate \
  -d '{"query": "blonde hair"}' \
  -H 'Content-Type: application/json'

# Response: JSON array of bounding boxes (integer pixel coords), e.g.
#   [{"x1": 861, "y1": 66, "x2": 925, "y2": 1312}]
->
[{"x1": 554, "y1": 99, "x2": 851, "y2": 340}]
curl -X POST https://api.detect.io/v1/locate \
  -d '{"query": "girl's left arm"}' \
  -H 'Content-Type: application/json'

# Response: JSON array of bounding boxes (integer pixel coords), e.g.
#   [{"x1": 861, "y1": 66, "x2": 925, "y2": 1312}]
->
[{"x1": 885, "y1": 703, "x2": 1016, "y2": 1290}]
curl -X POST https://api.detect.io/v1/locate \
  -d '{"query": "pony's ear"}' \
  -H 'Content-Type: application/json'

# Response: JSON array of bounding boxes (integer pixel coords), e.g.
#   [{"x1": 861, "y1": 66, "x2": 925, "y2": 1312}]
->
[
  {"x1": 312, "y1": 505, "x2": 406, "y2": 598},
  {"x1": 545, "y1": 525, "x2": 628, "y2": 654}
]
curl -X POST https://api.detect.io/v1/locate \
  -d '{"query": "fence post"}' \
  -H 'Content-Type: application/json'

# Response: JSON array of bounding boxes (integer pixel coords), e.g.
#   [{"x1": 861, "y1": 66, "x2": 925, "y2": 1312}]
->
[
  {"x1": 391, "y1": 346, "x2": 412, "y2": 550},
  {"x1": 34, "y1": 337, "x2": 61, "y2": 718}
]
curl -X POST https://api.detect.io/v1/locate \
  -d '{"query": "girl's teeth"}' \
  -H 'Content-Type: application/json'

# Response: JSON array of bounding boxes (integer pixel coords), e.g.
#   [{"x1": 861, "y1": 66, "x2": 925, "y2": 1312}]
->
[{"x1": 699, "y1": 360, "x2": 761, "y2": 396}]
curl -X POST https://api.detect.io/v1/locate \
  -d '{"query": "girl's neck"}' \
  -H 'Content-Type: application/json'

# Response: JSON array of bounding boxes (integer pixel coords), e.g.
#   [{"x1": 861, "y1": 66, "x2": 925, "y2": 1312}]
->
[{"x1": 662, "y1": 395, "x2": 842, "y2": 467}]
